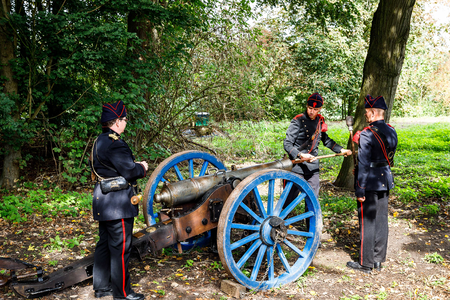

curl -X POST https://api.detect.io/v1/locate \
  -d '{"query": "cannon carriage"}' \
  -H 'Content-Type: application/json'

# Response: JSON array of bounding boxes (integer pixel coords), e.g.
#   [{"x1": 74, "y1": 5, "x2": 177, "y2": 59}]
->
[{"x1": 4, "y1": 150, "x2": 322, "y2": 298}]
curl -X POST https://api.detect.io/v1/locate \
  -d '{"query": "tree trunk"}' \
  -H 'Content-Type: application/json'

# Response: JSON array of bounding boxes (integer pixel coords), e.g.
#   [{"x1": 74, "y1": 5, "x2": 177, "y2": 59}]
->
[
  {"x1": 0, "y1": 0, "x2": 21, "y2": 188},
  {"x1": 0, "y1": 144, "x2": 22, "y2": 188},
  {"x1": 334, "y1": 0, "x2": 416, "y2": 189}
]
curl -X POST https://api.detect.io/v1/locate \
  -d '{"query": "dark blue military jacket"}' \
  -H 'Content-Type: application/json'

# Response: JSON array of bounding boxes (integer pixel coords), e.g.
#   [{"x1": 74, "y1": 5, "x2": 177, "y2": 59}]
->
[
  {"x1": 355, "y1": 120, "x2": 398, "y2": 197},
  {"x1": 284, "y1": 112, "x2": 343, "y2": 175},
  {"x1": 92, "y1": 128, "x2": 146, "y2": 221}
]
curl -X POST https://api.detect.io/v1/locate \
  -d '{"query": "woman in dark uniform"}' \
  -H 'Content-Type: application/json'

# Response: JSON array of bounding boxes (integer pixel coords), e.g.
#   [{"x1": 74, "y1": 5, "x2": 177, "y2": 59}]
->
[{"x1": 91, "y1": 100, "x2": 148, "y2": 300}]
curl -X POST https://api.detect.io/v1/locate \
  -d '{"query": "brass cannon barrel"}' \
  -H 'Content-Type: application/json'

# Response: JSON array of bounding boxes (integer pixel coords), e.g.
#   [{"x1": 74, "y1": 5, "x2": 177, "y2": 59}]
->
[{"x1": 154, "y1": 158, "x2": 293, "y2": 207}]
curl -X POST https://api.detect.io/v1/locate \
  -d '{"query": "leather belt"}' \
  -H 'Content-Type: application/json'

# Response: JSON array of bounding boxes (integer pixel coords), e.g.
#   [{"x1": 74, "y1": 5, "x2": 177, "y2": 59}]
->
[{"x1": 370, "y1": 162, "x2": 389, "y2": 168}]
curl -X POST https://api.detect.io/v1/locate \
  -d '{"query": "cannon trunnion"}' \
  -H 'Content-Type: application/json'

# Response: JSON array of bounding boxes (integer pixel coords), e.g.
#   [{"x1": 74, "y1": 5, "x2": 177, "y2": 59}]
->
[{"x1": 8, "y1": 151, "x2": 322, "y2": 298}]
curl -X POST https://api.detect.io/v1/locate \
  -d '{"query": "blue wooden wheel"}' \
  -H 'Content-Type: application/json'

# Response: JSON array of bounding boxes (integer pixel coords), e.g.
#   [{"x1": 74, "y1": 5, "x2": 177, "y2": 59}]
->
[
  {"x1": 217, "y1": 169, "x2": 322, "y2": 290},
  {"x1": 143, "y1": 150, "x2": 227, "y2": 226}
]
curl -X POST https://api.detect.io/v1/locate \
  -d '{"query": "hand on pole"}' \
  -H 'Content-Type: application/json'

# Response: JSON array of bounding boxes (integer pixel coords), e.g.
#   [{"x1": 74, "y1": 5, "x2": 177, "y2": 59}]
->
[
  {"x1": 299, "y1": 153, "x2": 316, "y2": 162},
  {"x1": 340, "y1": 149, "x2": 352, "y2": 157}
]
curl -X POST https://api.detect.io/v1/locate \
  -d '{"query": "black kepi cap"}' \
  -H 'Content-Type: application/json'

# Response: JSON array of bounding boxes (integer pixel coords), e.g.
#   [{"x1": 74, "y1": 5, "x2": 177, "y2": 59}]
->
[
  {"x1": 364, "y1": 95, "x2": 388, "y2": 110},
  {"x1": 307, "y1": 93, "x2": 323, "y2": 108},
  {"x1": 101, "y1": 100, "x2": 127, "y2": 123}
]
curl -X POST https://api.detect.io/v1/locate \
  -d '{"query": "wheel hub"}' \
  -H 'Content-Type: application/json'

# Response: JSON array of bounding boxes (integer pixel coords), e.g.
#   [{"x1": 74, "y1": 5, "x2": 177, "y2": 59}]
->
[{"x1": 260, "y1": 216, "x2": 287, "y2": 246}]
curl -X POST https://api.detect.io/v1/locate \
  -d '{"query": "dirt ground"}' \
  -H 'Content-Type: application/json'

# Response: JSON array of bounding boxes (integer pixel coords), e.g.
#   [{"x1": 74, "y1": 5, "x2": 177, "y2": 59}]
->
[{"x1": 1, "y1": 183, "x2": 449, "y2": 300}]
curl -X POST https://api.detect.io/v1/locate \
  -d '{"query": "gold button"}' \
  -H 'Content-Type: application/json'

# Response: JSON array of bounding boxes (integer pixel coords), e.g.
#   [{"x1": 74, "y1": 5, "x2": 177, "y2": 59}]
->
[
  {"x1": 98, "y1": 213, "x2": 100, "y2": 215},
  {"x1": 382, "y1": 184, "x2": 385, "y2": 187},
  {"x1": 306, "y1": 130, "x2": 309, "y2": 132},
  {"x1": 381, "y1": 174, "x2": 383, "y2": 176},
  {"x1": 307, "y1": 135, "x2": 310, "y2": 137},
  {"x1": 97, "y1": 197, "x2": 99, "y2": 199},
  {"x1": 304, "y1": 125, "x2": 306, "y2": 127}
]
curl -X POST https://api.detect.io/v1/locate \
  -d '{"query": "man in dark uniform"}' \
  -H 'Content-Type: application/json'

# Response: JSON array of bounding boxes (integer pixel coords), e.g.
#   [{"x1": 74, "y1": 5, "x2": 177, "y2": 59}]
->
[
  {"x1": 283, "y1": 93, "x2": 351, "y2": 218},
  {"x1": 91, "y1": 100, "x2": 148, "y2": 300},
  {"x1": 346, "y1": 95, "x2": 397, "y2": 274}
]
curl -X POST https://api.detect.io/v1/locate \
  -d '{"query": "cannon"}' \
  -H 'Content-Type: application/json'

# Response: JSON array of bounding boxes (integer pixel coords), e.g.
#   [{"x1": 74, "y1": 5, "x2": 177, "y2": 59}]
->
[{"x1": 4, "y1": 150, "x2": 324, "y2": 298}]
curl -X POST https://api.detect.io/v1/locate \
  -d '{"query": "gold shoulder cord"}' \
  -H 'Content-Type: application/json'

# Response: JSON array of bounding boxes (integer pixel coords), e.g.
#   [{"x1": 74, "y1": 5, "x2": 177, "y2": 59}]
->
[{"x1": 109, "y1": 133, "x2": 119, "y2": 140}]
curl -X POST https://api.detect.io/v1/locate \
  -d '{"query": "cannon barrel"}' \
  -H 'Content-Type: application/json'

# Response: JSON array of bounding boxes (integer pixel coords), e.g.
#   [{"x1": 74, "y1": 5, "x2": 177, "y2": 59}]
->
[{"x1": 154, "y1": 158, "x2": 293, "y2": 207}]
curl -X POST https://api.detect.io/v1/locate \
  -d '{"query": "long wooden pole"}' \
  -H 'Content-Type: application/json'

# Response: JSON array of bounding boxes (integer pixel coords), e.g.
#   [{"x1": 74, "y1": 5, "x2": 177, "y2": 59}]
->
[{"x1": 291, "y1": 152, "x2": 349, "y2": 164}]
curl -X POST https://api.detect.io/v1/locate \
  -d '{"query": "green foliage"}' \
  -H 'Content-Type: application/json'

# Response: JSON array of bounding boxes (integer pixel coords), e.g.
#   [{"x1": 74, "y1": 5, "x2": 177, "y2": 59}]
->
[
  {"x1": 45, "y1": 235, "x2": 65, "y2": 252},
  {"x1": 1, "y1": 195, "x2": 28, "y2": 223},
  {"x1": 423, "y1": 252, "x2": 444, "y2": 264},
  {"x1": 0, "y1": 186, "x2": 91, "y2": 224},
  {"x1": 2, "y1": 0, "x2": 445, "y2": 191},
  {"x1": 48, "y1": 260, "x2": 58, "y2": 266},
  {"x1": 183, "y1": 259, "x2": 194, "y2": 270},
  {"x1": 44, "y1": 234, "x2": 85, "y2": 252},
  {"x1": 419, "y1": 204, "x2": 440, "y2": 215},
  {"x1": 394, "y1": 2, "x2": 450, "y2": 117},
  {"x1": 255, "y1": 1, "x2": 374, "y2": 120},
  {"x1": 321, "y1": 194, "x2": 356, "y2": 216},
  {"x1": 209, "y1": 261, "x2": 224, "y2": 271}
]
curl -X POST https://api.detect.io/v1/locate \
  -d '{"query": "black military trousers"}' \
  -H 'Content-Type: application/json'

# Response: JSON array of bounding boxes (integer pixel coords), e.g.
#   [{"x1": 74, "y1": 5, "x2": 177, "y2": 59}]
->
[
  {"x1": 358, "y1": 190, "x2": 389, "y2": 268},
  {"x1": 93, "y1": 218, "x2": 134, "y2": 298},
  {"x1": 284, "y1": 172, "x2": 320, "y2": 230}
]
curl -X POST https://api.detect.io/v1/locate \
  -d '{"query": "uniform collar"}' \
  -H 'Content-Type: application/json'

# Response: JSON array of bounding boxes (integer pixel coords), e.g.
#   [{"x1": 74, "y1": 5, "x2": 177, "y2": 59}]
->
[
  {"x1": 369, "y1": 119, "x2": 385, "y2": 126},
  {"x1": 102, "y1": 127, "x2": 121, "y2": 137}
]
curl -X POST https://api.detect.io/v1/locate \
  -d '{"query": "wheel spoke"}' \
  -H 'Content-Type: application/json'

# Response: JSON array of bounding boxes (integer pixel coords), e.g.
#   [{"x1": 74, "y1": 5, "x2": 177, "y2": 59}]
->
[
  {"x1": 231, "y1": 223, "x2": 260, "y2": 231},
  {"x1": 172, "y1": 164, "x2": 184, "y2": 181},
  {"x1": 250, "y1": 244, "x2": 267, "y2": 281},
  {"x1": 275, "y1": 244, "x2": 291, "y2": 273},
  {"x1": 160, "y1": 177, "x2": 167, "y2": 183},
  {"x1": 266, "y1": 246, "x2": 274, "y2": 282},
  {"x1": 287, "y1": 229, "x2": 314, "y2": 238},
  {"x1": 284, "y1": 211, "x2": 314, "y2": 226},
  {"x1": 283, "y1": 240, "x2": 306, "y2": 257},
  {"x1": 240, "y1": 202, "x2": 264, "y2": 224},
  {"x1": 279, "y1": 193, "x2": 307, "y2": 219},
  {"x1": 237, "y1": 239, "x2": 262, "y2": 269},
  {"x1": 267, "y1": 179, "x2": 275, "y2": 216},
  {"x1": 189, "y1": 159, "x2": 194, "y2": 178},
  {"x1": 252, "y1": 187, "x2": 267, "y2": 219},
  {"x1": 274, "y1": 181, "x2": 293, "y2": 216},
  {"x1": 231, "y1": 232, "x2": 260, "y2": 251},
  {"x1": 199, "y1": 161, "x2": 209, "y2": 176}
]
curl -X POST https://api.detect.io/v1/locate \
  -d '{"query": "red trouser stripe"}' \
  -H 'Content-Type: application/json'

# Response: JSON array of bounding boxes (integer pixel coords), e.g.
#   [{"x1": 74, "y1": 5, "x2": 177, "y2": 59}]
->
[
  {"x1": 121, "y1": 219, "x2": 127, "y2": 297},
  {"x1": 360, "y1": 202, "x2": 364, "y2": 265}
]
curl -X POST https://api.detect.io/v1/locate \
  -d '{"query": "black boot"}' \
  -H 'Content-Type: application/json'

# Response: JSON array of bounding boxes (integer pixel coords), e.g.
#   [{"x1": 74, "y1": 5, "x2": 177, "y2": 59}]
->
[
  {"x1": 373, "y1": 262, "x2": 382, "y2": 271},
  {"x1": 346, "y1": 261, "x2": 372, "y2": 274}
]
